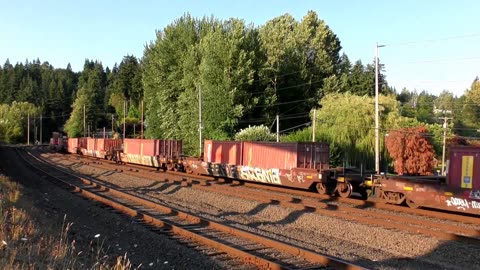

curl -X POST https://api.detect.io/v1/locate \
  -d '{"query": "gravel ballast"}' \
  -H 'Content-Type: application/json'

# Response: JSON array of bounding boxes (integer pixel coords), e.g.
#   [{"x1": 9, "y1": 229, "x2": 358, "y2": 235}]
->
[
  {"x1": 31, "y1": 151, "x2": 480, "y2": 269},
  {"x1": 0, "y1": 147, "x2": 227, "y2": 270}
]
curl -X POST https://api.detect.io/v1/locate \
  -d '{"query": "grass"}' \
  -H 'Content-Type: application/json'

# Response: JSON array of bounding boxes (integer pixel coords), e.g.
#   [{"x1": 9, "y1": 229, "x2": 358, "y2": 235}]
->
[{"x1": 0, "y1": 174, "x2": 137, "y2": 270}]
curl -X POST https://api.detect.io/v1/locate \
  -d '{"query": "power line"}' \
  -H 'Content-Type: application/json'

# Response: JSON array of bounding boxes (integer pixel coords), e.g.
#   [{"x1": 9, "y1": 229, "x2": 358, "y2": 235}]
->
[
  {"x1": 232, "y1": 79, "x2": 323, "y2": 98},
  {"x1": 250, "y1": 98, "x2": 315, "y2": 109},
  {"x1": 394, "y1": 56, "x2": 480, "y2": 65},
  {"x1": 279, "y1": 121, "x2": 311, "y2": 133},
  {"x1": 385, "y1": 33, "x2": 480, "y2": 47}
]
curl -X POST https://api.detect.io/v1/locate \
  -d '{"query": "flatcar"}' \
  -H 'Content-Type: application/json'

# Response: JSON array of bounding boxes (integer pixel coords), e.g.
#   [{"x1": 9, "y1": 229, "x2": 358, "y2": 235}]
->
[
  {"x1": 114, "y1": 138, "x2": 183, "y2": 171},
  {"x1": 374, "y1": 145, "x2": 480, "y2": 215},
  {"x1": 57, "y1": 135, "x2": 480, "y2": 216},
  {"x1": 184, "y1": 140, "x2": 372, "y2": 199},
  {"x1": 66, "y1": 137, "x2": 121, "y2": 160},
  {"x1": 66, "y1": 137, "x2": 183, "y2": 171}
]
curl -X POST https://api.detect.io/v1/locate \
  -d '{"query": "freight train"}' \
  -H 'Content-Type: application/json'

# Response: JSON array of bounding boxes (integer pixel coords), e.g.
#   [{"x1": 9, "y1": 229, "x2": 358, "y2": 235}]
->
[{"x1": 51, "y1": 135, "x2": 480, "y2": 216}]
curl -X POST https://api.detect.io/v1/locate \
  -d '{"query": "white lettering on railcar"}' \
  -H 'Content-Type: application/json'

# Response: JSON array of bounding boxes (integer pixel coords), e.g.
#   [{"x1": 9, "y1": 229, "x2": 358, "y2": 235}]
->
[
  {"x1": 445, "y1": 197, "x2": 470, "y2": 210},
  {"x1": 239, "y1": 167, "x2": 281, "y2": 185},
  {"x1": 472, "y1": 201, "x2": 480, "y2": 209},
  {"x1": 469, "y1": 190, "x2": 480, "y2": 200}
]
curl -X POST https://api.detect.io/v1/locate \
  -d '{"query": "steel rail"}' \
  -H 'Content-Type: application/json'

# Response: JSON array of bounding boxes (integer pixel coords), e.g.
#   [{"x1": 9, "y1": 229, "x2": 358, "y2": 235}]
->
[
  {"x1": 64, "y1": 151, "x2": 480, "y2": 225},
  {"x1": 21, "y1": 149, "x2": 367, "y2": 270},
  {"x1": 47, "y1": 152, "x2": 480, "y2": 244}
]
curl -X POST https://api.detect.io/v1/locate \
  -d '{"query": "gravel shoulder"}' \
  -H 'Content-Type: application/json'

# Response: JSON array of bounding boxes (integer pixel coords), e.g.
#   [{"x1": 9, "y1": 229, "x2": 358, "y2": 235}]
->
[
  {"x1": 9, "y1": 147, "x2": 480, "y2": 270},
  {"x1": 0, "y1": 146, "x2": 226, "y2": 270}
]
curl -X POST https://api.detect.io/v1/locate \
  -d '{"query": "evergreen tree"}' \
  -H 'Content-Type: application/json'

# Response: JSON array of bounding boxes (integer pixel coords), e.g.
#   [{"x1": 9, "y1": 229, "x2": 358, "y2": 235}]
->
[{"x1": 64, "y1": 60, "x2": 106, "y2": 137}]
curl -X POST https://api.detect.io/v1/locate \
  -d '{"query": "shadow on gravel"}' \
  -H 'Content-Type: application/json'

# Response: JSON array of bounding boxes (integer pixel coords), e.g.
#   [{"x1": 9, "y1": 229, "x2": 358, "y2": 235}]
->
[
  {"x1": 164, "y1": 185, "x2": 183, "y2": 195},
  {"x1": 247, "y1": 208, "x2": 316, "y2": 228},
  {"x1": 352, "y1": 200, "x2": 376, "y2": 210},
  {"x1": 91, "y1": 170, "x2": 117, "y2": 177},
  {"x1": 125, "y1": 182, "x2": 176, "y2": 194},
  {"x1": 355, "y1": 239, "x2": 480, "y2": 270},
  {"x1": 66, "y1": 162, "x2": 84, "y2": 169},
  {"x1": 246, "y1": 202, "x2": 276, "y2": 216}
]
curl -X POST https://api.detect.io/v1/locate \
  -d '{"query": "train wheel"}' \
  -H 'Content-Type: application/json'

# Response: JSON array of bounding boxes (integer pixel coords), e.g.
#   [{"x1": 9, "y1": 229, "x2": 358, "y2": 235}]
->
[
  {"x1": 316, "y1": 183, "x2": 328, "y2": 195},
  {"x1": 337, "y1": 182, "x2": 353, "y2": 198},
  {"x1": 406, "y1": 198, "x2": 419, "y2": 209}
]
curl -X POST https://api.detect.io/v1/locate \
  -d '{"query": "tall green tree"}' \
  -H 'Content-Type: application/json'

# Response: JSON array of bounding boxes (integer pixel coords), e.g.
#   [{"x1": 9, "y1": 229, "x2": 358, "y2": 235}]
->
[
  {"x1": 191, "y1": 18, "x2": 255, "y2": 141},
  {"x1": 64, "y1": 60, "x2": 106, "y2": 137},
  {"x1": 258, "y1": 11, "x2": 342, "y2": 131},
  {"x1": 143, "y1": 14, "x2": 200, "y2": 140},
  {"x1": 311, "y1": 93, "x2": 403, "y2": 169},
  {"x1": 415, "y1": 91, "x2": 436, "y2": 124},
  {"x1": 462, "y1": 78, "x2": 480, "y2": 131},
  {"x1": 0, "y1": 102, "x2": 39, "y2": 143}
]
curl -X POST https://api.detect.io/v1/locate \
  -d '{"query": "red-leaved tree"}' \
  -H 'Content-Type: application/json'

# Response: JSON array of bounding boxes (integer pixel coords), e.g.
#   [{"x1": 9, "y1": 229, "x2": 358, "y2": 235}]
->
[{"x1": 385, "y1": 126, "x2": 436, "y2": 175}]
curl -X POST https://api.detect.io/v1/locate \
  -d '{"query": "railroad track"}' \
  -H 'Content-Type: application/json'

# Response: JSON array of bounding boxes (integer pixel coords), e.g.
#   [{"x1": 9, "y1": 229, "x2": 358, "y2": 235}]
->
[
  {"x1": 43, "y1": 151, "x2": 480, "y2": 245},
  {"x1": 51, "y1": 150, "x2": 480, "y2": 226},
  {"x1": 19, "y1": 148, "x2": 366, "y2": 270},
  {"x1": 238, "y1": 182, "x2": 480, "y2": 225}
]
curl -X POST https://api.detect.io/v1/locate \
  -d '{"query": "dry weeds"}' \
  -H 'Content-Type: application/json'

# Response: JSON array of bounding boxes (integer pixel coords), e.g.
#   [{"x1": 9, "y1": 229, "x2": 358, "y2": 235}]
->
[{"x1": 0, "y1": 175, "x2": 136, "y2": 270}]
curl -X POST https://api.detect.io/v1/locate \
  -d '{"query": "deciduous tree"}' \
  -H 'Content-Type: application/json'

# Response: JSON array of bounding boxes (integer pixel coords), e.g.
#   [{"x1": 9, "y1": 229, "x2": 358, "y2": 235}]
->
[{"x1": 385, "y1": 126, "x2": 435, "y2": 175}]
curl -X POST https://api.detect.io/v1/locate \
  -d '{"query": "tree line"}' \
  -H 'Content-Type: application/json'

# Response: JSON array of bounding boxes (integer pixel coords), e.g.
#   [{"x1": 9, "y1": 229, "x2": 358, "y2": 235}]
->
[{"x1": 0, "y1": 11, "x2": 479, "y2": 170}]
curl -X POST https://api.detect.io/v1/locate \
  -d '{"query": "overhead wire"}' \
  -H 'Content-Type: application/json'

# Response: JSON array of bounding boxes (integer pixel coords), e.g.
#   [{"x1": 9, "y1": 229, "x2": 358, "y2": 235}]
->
[{"x1": 385, "y1": 33, "x2": 480, "y2": 47}]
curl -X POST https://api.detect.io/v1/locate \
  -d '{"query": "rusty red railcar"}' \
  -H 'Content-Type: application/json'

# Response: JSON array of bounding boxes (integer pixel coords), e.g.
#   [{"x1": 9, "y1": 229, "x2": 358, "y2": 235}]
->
[
  {"x1": 94, "y1": 138, "x2": 122, "y2": 159},
  {"x1": 242, "y1": 142, "x2": 329, "y2": 170},
  {"x1": 120, "y1": 139, "x2": 183, "y2": 170},
  {"x1": 448, "y1": 146, "x2": 480, "y2": 189},
  {"x1": 375, "y1": 145, "x2": 480, "y2": 215},
  {"x1": 78, "y1": 137, "x2": 88, "y2": 151},
  {"x1": 186, "y1": 140, "x2": 334, "y2": 192},
  {"x1": 83, "y1": 138, "x2": 96, "y2": 156},
  {"x1": 204, "y1": 140, "x2": 242, "y2": 164},
  {"x1": 121, "y1": 139, "x2": 159, "y2": 167},
  {"x1": 159, "y1": 140, "x2": 183, "y2": 164},
  {"x1": 67, "y1": 138, "x2": 79, "y2": 154}
]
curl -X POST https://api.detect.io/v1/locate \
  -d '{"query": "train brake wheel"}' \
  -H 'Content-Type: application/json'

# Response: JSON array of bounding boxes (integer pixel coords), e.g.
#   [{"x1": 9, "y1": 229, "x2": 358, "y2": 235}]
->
[
  {"x1": 406, "y1": 198, "x2": 420, "y2": 209},
  {"x1": 337, "y1": 182, "x2": 353, "y2": 198},
  {"x1": 316, "y1": 183, "x2": 328, "y2": 195}
]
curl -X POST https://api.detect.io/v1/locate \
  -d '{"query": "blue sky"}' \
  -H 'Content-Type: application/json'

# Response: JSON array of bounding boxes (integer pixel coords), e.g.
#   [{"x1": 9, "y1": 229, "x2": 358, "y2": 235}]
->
[{"x1": 1, "y1": 0, "x2": 479, "y2": 97}]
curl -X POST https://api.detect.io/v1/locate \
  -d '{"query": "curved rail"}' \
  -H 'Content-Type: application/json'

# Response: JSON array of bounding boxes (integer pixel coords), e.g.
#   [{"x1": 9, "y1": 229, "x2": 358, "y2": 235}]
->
[
  {"x1": 46, "y1": 152, "x2": 480, "y2": 246},
  {"x1": 20, "y1": 148, "x2": 367, "y2": 270}
]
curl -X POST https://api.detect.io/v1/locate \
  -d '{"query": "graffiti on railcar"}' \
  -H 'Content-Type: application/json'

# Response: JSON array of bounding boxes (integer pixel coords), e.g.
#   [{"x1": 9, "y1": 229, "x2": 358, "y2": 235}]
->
[
  {"x1": 285, "y1": 173, "x2": 309, "y2": 183},
  {"x1": 445, "y1": 197, "x2": 480, "y2": 210},
  {"x1": 125, "y1": 154, "x2": 160, "y2": 167},
  {"x1": 469, "y1": 190, "x2": 480, "y2": 200},
  {"x1": 239, "y1": 166, "x2": 281, "y2": 184}
]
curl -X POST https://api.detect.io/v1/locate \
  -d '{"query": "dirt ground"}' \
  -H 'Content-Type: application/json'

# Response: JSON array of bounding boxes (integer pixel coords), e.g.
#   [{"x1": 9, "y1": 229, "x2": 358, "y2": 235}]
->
[{"x1": 0, "y1": 146, "x2": 223, "y2": 270}]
